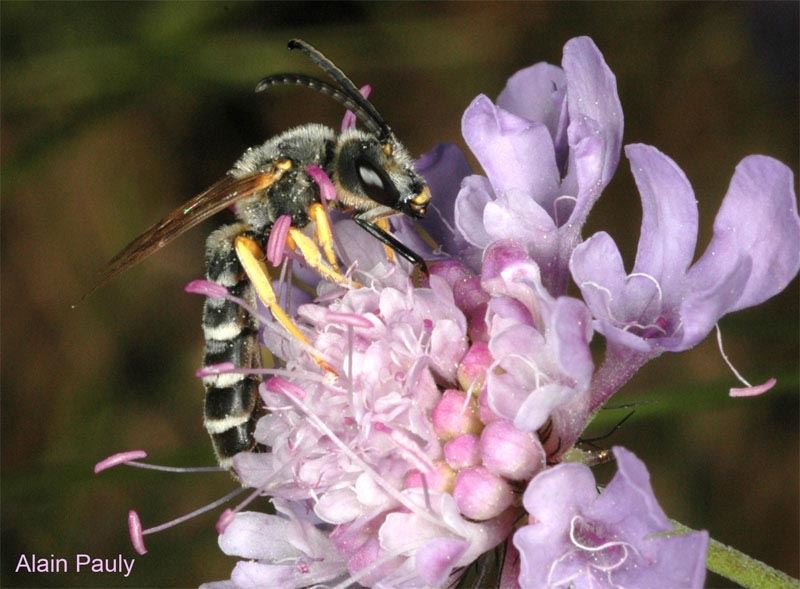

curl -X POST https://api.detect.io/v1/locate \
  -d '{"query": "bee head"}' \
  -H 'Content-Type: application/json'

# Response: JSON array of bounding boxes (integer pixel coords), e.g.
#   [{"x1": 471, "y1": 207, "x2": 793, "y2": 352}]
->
[{"x1": 333, "y1": 129, "x2": 430, "y2": 219}]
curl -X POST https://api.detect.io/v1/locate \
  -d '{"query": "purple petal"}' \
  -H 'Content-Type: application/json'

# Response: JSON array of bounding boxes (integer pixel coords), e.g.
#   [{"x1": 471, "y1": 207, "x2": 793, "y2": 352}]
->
[
  {"x1": 454, "y1": 175, "x2": 494, "y2": 249},
  {"x1": 590, "y1": 447, "x2": 669, "y2": 529},
  {"x1": 626, "y1": 144, "x2": 699, "y2": 295},
  {"x1": 562, "y1": 36, "x2": 623, "y2": 191},
  {"x1": 462, "y1": 95, "x2": 560, "y2": 201},
  {"x1": 688, "y1": 155, "x2": 800, "y2": 312},
  {"x1": 677, "y1": 254, "x2": 752, "y2": 350},
  {"x1": 496, "y1": 63, "x2": 567, "y2": 145},
  {"x1": 549, "y1": 297, "x2": 594, "y2": 386},
  {"x1": 230, "y1": 561, "x2": 294, "y2": 588},
  {"x1": 219, "y1": 512, "x2": 296, "y2": 561},
  {"x1": 483, "y1": 189, "x2": 557, "y2": 254},
  {"x1": 415, "y1": 143, "x2": 474, "y2": 258},
  {"x1": 570, "y1": 231, "x2": 627, "y2": 317},
  {"x1": 415, "y1": 537, "x2": 468, "y2": 586}
]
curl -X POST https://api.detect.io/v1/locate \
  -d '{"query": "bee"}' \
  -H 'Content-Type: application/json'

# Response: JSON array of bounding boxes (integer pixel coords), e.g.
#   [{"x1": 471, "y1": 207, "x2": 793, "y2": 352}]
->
[{"x1": 93, "y1": 39, "x2": 431, "y2": 469}]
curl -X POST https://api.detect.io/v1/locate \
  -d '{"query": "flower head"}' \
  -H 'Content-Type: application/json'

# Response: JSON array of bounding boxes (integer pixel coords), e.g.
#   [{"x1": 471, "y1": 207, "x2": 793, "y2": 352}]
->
[
  {"x1": 452, "y1": 36, "x2": 623, "y2": 294},
  {"x1": 514, "y1": 446, "x2": 709, "y2": 588}
]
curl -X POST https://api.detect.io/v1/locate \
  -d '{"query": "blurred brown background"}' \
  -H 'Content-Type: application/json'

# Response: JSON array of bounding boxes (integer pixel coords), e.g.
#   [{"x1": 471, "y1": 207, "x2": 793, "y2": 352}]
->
[{"x1": 2, "y1": 2, "x2": 797, "y2": 587}]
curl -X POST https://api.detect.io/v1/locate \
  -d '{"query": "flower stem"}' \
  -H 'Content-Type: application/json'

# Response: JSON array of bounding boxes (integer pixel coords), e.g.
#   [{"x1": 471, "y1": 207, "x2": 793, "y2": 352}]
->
[{"x1": 670, "y1": 520, "x2": 800, "y2": 589}]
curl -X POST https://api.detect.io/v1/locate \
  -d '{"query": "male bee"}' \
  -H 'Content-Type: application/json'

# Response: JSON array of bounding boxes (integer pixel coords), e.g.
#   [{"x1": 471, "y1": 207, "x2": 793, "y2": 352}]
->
[{"x1": 96, "y1": 39, "x2": 431, "y2": 469}]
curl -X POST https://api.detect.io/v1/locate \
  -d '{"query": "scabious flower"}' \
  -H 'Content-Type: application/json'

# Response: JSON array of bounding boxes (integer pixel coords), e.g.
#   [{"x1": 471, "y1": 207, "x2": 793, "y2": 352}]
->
[
  {"x1": 514, "y1": 446, "x2": 709, "y2": 588},
  {"x1": 99, "y1": 35, "x2": 798, "y2": 589},
  {"x1": 570, "y1": 144, "x2": 800, "y2": 410},
  {"x1": 416, "y1": 36, "x2": 624, "y2": 295}
]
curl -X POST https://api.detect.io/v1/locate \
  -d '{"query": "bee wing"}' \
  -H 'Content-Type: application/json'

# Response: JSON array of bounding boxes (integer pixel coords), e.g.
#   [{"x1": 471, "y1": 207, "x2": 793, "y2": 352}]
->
[{"x1": 81, "y1": 168, "x2": 283, "y2": 302}]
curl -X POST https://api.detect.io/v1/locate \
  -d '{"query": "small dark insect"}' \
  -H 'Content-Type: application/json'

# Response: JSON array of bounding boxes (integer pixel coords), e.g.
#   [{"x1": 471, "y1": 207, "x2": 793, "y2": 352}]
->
[{"x1": 92, "y1": 39, "x2": 431, "y2": 469}]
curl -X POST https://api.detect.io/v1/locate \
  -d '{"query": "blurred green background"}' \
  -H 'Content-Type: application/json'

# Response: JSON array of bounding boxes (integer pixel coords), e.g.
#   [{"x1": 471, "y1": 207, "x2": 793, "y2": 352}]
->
[{"x1": 2, "y1": 2, "x2": 797, "y2": 587}]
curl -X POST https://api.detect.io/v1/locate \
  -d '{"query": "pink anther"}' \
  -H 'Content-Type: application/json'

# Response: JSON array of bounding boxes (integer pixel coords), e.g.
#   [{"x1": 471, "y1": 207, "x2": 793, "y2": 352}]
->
[
  {"x1": 306, "y1": 165, "x2": 337, "y2": 202},
  {"x1": 341, "y1": 84, "x2": 372, "y2": 132},
  {"x1": 94, "y1": 450, "x2": 148, "y2": 474},
  {"x1": 267, "y1": 215, "x2": 292, "y2": 267},
  {"x1": 325, "y1": 311, "x2": 373, "y2": 329},
  {"x1": 128, "y1": 510, "x2": 148, "y2": 555},
  {"x1": 184, "y1": 280, "x2": 229, "y2": 299}
]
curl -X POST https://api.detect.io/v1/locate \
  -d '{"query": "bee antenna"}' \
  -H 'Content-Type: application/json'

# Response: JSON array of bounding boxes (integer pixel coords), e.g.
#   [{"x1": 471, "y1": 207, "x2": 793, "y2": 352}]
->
[
  {"x1": 286, "y1": 39, "x2": 393, "y2": 141},
  {"x1": 256, "y1": 74, "x2": 383, "y2": 137}
]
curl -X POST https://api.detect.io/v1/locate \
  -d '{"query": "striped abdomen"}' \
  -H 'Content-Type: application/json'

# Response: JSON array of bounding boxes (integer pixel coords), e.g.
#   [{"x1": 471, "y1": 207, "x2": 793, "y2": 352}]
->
[{"x1": 201, "y1": 224, "x2": 264, "y2": 470}]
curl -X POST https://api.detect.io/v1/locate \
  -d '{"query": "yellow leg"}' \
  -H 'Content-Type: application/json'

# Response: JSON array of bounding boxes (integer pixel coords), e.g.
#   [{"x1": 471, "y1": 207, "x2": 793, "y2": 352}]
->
[
  {"x1": 234, "y1": 235, "x2": 334, "y2": 373},
  {"x1": 287, "y1": 228, "x2": 360, "y2": 288},
  {"x1": 308, "y1": 203, "x2": 340, "y2": 273},
  {"x1": 376, "y1": 218, "x2": 396, "y2": 264}
]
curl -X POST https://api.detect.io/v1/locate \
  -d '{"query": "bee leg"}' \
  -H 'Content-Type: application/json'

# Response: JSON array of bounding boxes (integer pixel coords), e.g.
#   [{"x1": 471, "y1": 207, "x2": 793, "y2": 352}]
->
[
  {"x1": 286, "y1": 227, "x2": 360, "y2": 288},
  {"x1": 353, "y1": 216, "x2": 428, "y2": 277},
  {"x1": 375, "y1": 218, "x2": 396, "y2": 264},
  {"x1": 234, "y1": 235, "x2": 335, "y2": 373},
  {"x1": 307, "y1": 202, "x2": 340, "y2": 272}
]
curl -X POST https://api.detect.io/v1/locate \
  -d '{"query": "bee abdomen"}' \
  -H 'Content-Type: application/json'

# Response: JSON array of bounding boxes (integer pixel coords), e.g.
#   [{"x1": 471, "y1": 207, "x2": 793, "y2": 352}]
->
[{"x1": 202, "y1": 224, "x2": 265, "y2": 471}]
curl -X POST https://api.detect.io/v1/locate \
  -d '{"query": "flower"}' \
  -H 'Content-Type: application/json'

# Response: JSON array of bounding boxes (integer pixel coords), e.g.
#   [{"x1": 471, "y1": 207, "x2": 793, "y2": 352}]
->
[
  {"x1": 514, "y1": 446, "x2": 709, "y2": 589},
  {"x1": 478, "y1": 241, "x2": 595, "y2": 453},
  {"x1": 571, "y1": 144, "x2": 800, "y2": 410},
  {"x1": 101, "y1": 34, "x2": 799, "y2": 589},
  {"x1": 453, "y1": 36, "x2": 623, "y2": 294}
]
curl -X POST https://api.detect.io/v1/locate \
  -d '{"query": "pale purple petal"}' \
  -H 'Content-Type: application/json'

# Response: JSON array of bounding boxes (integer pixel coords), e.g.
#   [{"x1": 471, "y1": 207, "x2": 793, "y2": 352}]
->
[
  {"x1": 549, "y1": 297, "x2": 594, "y2": 386},
  {"x1": 454, "y1": 175, "x2": 494, "y2": 249},
  {"x1": 626, "y1": 144, "x2": 699, "y2": 294},
  {"x1": 415, "y1": 537, "x2": 469, "y2": 586},
  {"x1": 415, "y1": 143, "x2": 474, "y2": 258},
  {"x1": 569, "y1": 231, "x2": 628, "y2": 318},
  {"x1": 218, "y1": 512, "x2": 296, "y2": 561},
  {"x1": 677, "y1": 255, "x2": 752, "y2": 350},
  {"x1": 483, "y1": 189, "x2": 557, "y2": 257},
  {"x1": 687, "y1": 155, "x2": 800, "y2": 312},
  {"x1": 230, "y1": 560, "x2": 295, "y2": 588},
  {"x1": 516, "y1": 447, "x2": 708, "y2": 589},
  {"x1": 496, "y1": 63, "x2": 567, "y2": 150},
  {"x1": 562, "y1": 36, "x2": 623, "y2": 193},
  {"x1": 462, "y1": 94, "x2": 560, "y2": 201}
]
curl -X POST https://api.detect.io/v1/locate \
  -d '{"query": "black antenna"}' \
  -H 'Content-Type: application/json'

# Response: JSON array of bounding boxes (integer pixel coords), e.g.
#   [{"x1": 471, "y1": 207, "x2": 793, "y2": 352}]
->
[
  {"x1": 255, "y1": 74, "x2": 381, "y2": 136},
  {"x1": 286, "y1": 39, "x2": 393, "y2": 141}
]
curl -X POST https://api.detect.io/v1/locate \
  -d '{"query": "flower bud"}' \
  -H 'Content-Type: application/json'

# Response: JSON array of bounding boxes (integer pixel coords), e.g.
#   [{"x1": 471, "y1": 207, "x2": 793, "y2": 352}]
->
[
  {"x1": 432, "y1": 389, "x2": 483, "y2": 441},
  {"x1": 403, "y1": 461, "x2": 456, "y2": 493},
  {"x1": 453, "y1": 466, "x2": 514, "y2": 520},
  {"x1": 443, "y1": 434, "x2": 481, "y2": 470},
  {"x1": 457, "y1": 342, "x2": 492, "y2": 392},
  {"x1": 480, "y1": 420, "x2": 545, "y2": 481}
]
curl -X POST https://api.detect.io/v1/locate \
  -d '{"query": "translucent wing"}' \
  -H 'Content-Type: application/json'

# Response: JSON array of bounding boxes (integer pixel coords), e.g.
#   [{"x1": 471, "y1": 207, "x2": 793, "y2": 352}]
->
[{"x1": 81, "y1": 167, "x2": 285, "y2": 302}]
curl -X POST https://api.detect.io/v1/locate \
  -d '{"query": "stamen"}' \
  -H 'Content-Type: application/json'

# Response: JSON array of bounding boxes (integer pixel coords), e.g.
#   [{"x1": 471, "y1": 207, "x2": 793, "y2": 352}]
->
[
  {"x1": 185, "y1": 280, "x2": 229, "y2": 299},
  {"x1": 185, "y1": 279, "x2": 271, "y2": 326},
  {"x1": 128, "y1": 510, "x2": 147, "y2": 555},
  {"x1": 94, "y1": 450, "x2": 148, "y2": 474},
  {"x1": 215, "y1": 508, "x2": 236, "y2": 534},
  {"x1": 340, "y1": 84, "x2": 372, "y2": 132},
  {"x1": 715, "y1": 324, "x2": 777, "y2": 397},
  {"x1": 140, "y1": 486, "x2": 246, "y2": 538},
  {"x1": 95, "y1": 449, "x2": 225, "y2": 474},
  {"x1": 326, "y1": 310, "x2": 373, "y2": 329},
  {"x1": 265, "y1": 377, "x2": 445, "y2": 527},
  {"x1": 306, "y1": 165, "x2": 337, "y2": 202},
  {"x1": 267, "y1": 215, "x2": 292, "y2": 267},
  {"x1": 196, "y1": 362, "x2": 236, "y2": 377}
]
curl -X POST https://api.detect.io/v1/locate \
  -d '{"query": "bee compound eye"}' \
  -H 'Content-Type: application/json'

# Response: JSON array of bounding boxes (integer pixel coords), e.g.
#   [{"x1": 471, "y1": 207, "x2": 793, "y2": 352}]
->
[{"x1": 358, "y1": 164, "x2": 385, "y2": 191}]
